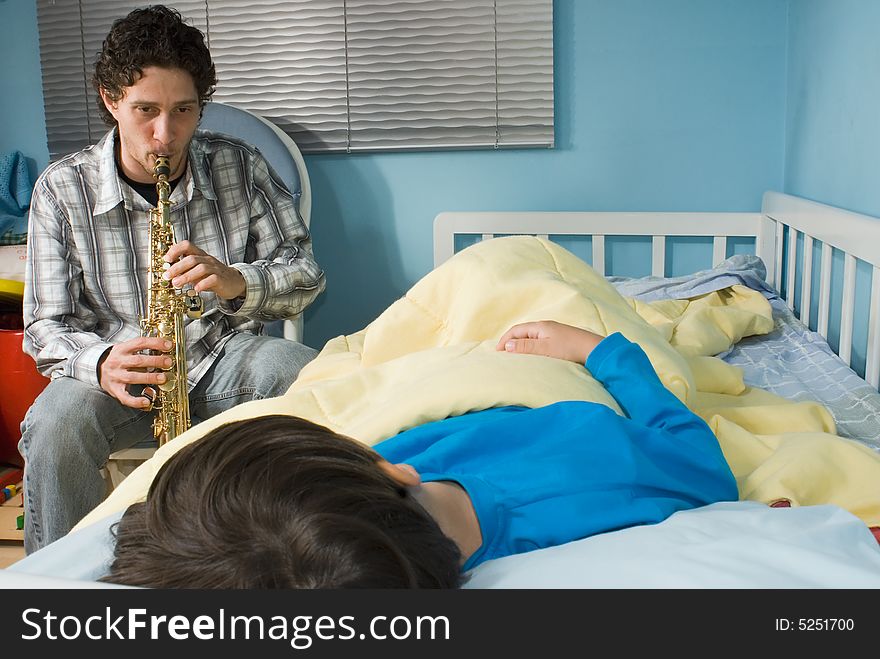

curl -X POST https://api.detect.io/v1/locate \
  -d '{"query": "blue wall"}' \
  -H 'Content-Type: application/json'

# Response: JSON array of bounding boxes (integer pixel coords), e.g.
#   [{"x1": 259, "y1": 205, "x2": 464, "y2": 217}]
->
[
  {"x1": 784, "y1": 0, "x2": 880, "y2": 218},
  {"x1": 0, "y1": 0, "x2": 47, "y2": 184},
  {"x1": 1, "y1": 0, "x2": 790, "y2": 348},
  {"x1": 303, "y1": 0, "x2": 788, "y2": 345},
  {"x1": 783, "y1": 0, "x2": 880, "y2": 374}
]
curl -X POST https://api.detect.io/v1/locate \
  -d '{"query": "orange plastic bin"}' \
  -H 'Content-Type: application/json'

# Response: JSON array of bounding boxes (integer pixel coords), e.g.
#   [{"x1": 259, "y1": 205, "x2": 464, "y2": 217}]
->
[{"x1": 0, "y1": 329, "x2": 49, "y2": 467}]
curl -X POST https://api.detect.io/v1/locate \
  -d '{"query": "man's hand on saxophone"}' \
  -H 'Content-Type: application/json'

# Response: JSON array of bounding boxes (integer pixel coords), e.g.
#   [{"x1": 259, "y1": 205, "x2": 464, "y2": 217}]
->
[
  {"x1": 162, "y1": 239, "x2": 247, "y2": 300},
  {"x1": 97, "y1": 336, "x2": 174, "y2": 408}
]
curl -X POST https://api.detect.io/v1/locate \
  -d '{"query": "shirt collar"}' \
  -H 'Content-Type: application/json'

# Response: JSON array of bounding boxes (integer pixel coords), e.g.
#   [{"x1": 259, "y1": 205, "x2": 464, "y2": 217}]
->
[
  {"x1": 92, "y1": 128, "x2": 126, "y2": 216},
  {"x1": 187, "y1": 132, "x2": 217, "y2": 201}
]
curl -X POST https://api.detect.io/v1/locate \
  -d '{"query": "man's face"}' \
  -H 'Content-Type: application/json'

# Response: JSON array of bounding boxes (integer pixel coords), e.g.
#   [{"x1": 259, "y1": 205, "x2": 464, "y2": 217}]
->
[{"x1": 101, "y1": 66, "x2": 200, "y2": 184}]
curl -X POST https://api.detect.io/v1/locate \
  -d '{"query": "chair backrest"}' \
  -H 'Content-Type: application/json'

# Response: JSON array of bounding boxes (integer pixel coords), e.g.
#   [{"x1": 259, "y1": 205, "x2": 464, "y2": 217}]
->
[{"x1": 199, "y1": 102, "x2": 311, "y2": 341}]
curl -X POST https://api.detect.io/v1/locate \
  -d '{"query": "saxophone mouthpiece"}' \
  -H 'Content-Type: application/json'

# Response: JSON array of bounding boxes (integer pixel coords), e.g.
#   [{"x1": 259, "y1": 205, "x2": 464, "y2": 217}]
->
[{"x1": 154, "y1": 155, "x2": 171, "y2": 179}]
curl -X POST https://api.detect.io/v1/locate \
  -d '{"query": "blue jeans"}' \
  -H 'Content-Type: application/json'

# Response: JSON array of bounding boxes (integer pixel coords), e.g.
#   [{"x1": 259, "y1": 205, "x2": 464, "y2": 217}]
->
[{"x1": 18, "y1": 333, "x2": 317, "y2": 553}]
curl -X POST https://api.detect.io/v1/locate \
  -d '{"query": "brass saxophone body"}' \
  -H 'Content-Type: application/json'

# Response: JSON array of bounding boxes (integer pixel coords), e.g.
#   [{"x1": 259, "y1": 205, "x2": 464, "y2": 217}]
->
[{"x1": 143, "y1": 155, "x2": 203, "y2": 446}]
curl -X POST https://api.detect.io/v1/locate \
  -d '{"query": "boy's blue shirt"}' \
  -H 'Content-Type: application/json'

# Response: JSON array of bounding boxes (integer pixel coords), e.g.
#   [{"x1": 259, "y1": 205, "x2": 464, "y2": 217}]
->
[{"x1": 374, "y1": 332, "x2": 738, "y2": 571}]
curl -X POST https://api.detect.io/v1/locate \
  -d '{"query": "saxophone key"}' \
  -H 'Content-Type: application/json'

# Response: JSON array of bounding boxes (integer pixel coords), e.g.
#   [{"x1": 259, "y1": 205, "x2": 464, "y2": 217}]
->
[
  {"x1": 158, "y1": 370, "x2": 176, "y2": 392},
  {"x1": 185, "y1": 288, "x2": 203, "y2": 318},
  {"x1": 127, "y1": 383, "x2": 156, "y2": 410}
]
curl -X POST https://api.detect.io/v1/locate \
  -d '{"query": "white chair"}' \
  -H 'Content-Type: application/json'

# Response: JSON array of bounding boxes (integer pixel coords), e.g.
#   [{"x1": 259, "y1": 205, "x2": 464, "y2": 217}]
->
[
  {"x1": 199, "y1": 101, "x2": 312, "y2": 342},
  {"x1": 104, "y1": 101, "x2": 312, "y2": 490}
]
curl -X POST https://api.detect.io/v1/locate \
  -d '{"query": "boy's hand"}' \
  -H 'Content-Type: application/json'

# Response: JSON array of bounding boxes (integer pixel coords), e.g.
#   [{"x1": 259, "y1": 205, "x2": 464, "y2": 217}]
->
[{"x1": 496, "y1": 321, "x2": 604, "y2": 364}]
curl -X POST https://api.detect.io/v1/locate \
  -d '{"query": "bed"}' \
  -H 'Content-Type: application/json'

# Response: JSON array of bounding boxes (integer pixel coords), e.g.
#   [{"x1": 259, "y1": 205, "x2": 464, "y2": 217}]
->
[{"x1": 3, "y1": 191, "x2": 880, "y2": 589}]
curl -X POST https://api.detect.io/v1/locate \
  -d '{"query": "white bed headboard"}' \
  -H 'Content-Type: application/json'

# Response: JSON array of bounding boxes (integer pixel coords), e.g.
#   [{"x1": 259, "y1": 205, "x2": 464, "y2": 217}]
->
[
  {"x1": 433, "y1": 191, "x2": 880, "y2": 389},
  {"x1": 433, "y1": 210, "x2": 774, "y2": 280}
]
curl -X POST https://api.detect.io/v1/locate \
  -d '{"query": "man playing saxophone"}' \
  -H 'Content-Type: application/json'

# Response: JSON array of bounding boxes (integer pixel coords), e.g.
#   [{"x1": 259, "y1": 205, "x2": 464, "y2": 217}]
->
[{"x1": 20, "y1": 5, "x2": 326, "y2": 553}]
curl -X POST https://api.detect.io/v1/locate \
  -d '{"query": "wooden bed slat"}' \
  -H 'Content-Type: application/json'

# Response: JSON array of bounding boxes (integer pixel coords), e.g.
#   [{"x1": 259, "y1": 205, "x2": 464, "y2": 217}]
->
[
  {"x1": 786, "y1": 226, "x2": 798, "y2": 311},
  {"x1": 774, "y1": 221, "x2": 785, "y2": 295},
  {"x1": 867, "y1": 267, "x2": 880, "y2": 389},
  {"x1": 800, "y1": 234, "x2": 814, "y2": 324},
  {"x1": 839, "y1": 254, "x2": 857, "y2": 366},
  {"x1": 652, "y1": 236, "x2": 665, "y2": 277},
  {"x1": 818, "y1": 243, "x2": 833, "y2": 340},
  {"x1": 712, "y1": 236, "x2": 727, "y2": 267},
  {"x1": 592, "y1": 235, "x2": 606, "y2": 274},
  {"x1": 756, "y1": 216, "x2": 777, "y2": 289}
]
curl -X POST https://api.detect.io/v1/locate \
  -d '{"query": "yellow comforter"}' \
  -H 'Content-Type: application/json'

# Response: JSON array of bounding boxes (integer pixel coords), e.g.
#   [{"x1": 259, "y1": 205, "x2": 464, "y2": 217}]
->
[{"x1": 76, "y1": 236, "x2": 880, "y2": 531}]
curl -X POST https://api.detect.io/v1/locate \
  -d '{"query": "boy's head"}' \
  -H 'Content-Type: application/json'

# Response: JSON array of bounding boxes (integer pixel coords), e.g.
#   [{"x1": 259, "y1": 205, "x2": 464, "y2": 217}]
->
[{"x1": 104, "y1": 415, "x2": 463, "y2": 589}]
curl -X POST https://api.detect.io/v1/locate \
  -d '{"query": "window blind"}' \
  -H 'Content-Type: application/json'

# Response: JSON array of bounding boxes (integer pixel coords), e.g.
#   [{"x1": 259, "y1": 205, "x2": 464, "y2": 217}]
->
[{"x1": 36, "y1": 0, "x2": 553, "y2": 157}]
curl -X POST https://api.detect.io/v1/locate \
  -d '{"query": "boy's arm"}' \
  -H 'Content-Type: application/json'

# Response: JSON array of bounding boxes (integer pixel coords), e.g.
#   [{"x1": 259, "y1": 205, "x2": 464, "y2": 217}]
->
[
  {"x1": 584, "y1": 332, "x2": 703, "y2": 432},
  {"x1": 498, "y1": 321, "x2": 705, "y2": 434}
]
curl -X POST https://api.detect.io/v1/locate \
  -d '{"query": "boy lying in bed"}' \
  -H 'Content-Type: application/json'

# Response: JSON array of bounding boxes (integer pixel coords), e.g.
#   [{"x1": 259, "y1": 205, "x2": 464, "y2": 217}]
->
[{"x1": 104, "y1": 321, "x2": 738, "y2": 588}]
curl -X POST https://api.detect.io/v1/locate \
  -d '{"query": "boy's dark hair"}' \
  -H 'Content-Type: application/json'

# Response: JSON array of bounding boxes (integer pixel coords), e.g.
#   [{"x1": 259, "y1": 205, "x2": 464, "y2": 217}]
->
[
  {"x1": 103, "y1": 414, "x2": 464, "y2": 589},
  {"x1": 92, "y1": 5, "x2": 217, "y2": 126}
]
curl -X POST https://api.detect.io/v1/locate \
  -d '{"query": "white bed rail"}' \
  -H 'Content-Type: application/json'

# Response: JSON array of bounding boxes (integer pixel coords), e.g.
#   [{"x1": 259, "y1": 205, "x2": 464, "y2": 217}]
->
[
  {"x1": 433, "y1": 192, "x2": 880, "y2": 389},
  {"x1": 433, "y1": 211, "x2": 770, "y2": 277},
  {"x1": 762, "y1": 191, "x2": 880, "y2": 389}
]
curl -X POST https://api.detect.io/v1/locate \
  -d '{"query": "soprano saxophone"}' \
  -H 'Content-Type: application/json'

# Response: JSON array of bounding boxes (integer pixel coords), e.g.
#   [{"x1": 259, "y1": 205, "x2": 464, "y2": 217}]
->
[{"x1": 142, "y1": 155, "x2": 203, "y2": 446}]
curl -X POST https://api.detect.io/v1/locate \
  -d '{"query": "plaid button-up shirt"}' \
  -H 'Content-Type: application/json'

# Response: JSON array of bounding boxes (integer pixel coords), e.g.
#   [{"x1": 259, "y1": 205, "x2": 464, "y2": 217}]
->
[{"x1": 23, "y1": 128, "x2": 325, "y2": 389}]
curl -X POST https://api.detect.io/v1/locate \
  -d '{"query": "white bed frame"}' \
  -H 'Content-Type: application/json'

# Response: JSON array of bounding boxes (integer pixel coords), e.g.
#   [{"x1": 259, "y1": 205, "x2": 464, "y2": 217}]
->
[{"x1": 434, "y1": 191, "x2": 880, "y2": 390}]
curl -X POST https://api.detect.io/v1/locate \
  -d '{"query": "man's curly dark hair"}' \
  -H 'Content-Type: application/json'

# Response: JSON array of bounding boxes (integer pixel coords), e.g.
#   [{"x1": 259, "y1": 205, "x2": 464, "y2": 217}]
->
[{"x1": 92, "y1": 5, "x2": 216, "y2": 126}]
